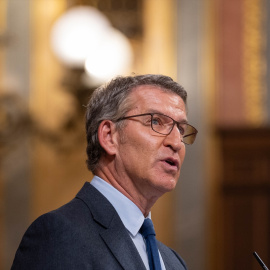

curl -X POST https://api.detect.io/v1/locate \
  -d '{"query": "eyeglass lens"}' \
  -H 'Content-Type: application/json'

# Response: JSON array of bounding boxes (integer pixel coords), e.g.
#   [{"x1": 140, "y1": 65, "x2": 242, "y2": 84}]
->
[{"x1": 150, "y1": 114, "x2": 197, "y2": 145}]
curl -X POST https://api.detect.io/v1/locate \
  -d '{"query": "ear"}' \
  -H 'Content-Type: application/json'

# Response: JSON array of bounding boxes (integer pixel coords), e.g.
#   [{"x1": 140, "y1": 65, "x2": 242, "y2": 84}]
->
[{"x1": 98, "y1": 120, "x2": 118, "y2": 156}]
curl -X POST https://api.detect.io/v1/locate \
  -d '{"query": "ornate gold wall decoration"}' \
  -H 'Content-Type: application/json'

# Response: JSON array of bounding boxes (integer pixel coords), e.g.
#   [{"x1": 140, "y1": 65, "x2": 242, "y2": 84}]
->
[{"x1": 243, "y1": 0, "x2": 266, "y2": 126}]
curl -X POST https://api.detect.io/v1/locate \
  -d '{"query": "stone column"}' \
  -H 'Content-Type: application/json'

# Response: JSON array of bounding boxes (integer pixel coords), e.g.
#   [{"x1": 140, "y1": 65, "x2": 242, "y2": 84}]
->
[{"x1": 176, "y1": 0, "x2": 207, "y2": 269}]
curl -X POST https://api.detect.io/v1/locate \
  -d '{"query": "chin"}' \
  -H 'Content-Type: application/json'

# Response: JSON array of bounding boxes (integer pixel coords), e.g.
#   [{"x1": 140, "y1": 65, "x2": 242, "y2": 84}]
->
[
  {"x1": 157, "y1": 177, "x2": 178, "y2": 192},
  {"x1": 167, "y1": 179, "x2": 178, "y2": 191}
]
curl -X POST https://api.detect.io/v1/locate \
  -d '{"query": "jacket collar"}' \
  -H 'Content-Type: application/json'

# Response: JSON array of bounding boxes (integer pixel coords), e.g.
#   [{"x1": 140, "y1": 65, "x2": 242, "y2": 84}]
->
[{"x1": 76, "y1": 182, "x2": 147, "y2": 270}]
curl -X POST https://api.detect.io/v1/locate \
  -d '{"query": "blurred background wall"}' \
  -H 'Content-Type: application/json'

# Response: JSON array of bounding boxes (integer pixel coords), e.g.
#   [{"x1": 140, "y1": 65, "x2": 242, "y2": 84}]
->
[{"x1": 1, "y1": 0, "x2": 270, "y2": 270}]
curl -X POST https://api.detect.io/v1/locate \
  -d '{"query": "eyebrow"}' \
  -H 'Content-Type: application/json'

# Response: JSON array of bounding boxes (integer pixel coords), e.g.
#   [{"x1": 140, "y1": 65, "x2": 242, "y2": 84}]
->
[{"x1": 146, "y1": 109, "x2": 189, "y2": 124}]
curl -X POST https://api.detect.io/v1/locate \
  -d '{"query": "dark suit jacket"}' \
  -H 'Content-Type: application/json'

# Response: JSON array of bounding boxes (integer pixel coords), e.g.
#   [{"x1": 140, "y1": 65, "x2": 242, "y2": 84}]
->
[{"x1": 11, "y1": 182, "x2": 187, "y2": 270}]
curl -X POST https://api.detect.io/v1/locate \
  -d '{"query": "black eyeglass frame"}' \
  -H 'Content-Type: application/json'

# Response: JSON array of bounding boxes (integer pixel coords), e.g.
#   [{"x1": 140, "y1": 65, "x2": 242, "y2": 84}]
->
[{"x1": 116, "y1": 113, "x2": 198, "y2": 145}]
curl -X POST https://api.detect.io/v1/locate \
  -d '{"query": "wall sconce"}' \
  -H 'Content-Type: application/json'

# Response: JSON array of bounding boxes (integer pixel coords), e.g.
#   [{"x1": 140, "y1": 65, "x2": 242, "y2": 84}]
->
[
  {"x1": 0, "y1": 5, "x2": 134, "y2": 153},
  {"x1": 48, "y1": 5, "x2": 134, "y2": 150},
  {"x1": 50, "y1": 6, "x2": 133, "y2": 86},
  {"x1": 48, "y1": 6, "x2": 134, "y2": 149}
]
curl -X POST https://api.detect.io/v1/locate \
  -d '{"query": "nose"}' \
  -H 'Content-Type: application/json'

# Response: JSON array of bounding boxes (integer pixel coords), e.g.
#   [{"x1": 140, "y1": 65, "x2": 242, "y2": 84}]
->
[{"x1": 163, "y1": 124, "x2": 183, "y2": 151}]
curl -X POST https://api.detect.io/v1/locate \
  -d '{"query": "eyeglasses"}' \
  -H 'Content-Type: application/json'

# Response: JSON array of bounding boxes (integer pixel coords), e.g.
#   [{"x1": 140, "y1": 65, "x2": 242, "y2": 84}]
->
[{"x1": 117, "y1": 113, "x2": 198, "y2": 145}]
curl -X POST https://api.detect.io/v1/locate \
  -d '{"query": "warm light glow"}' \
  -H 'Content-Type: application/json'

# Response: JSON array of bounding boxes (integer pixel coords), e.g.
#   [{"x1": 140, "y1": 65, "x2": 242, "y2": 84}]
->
[
  {"x1": 50, "y1": 6, "x2": 111, "y2": 67},
  {"x1": 84, "y1": 28, "x2": 133, "y2": 83},
  {"x1": 50, "y1": 6, "x2": 133, "y2": 84}
]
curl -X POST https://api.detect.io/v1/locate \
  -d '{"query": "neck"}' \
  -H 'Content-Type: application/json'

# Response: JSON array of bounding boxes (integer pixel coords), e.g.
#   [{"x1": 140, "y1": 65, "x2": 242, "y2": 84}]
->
[{"x1": 95, "y1": 159, "x2": 161, "y2": 217}]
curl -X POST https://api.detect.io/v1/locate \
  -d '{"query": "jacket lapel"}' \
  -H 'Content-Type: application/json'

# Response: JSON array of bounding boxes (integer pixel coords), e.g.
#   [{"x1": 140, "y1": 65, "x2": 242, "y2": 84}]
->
[
  {"x1": 100, "y1": 214, "x2": 147, "y2": 270},
  {"x1": 76, "y1": 182, "x2": 147, "y2": 270},
  {"x1": 157, "y1": 241, "x2": 187, "y2": 270}
]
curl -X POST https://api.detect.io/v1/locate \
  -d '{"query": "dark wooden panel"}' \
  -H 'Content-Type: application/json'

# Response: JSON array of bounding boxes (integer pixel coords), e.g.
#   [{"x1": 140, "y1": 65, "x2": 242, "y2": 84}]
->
[{"x1": 218, "y1": 128, "x2": 270, "y2": 270}]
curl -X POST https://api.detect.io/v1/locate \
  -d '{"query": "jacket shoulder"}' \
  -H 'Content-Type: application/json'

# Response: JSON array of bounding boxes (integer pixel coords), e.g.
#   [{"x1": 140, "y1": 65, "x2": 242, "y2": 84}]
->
[{"x1": 11, "y1": 198, "x2": 94, "y2": 270}]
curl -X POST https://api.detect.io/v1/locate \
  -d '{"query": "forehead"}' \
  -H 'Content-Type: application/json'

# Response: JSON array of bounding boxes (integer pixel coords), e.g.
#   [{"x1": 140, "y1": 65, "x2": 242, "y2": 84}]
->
[{"x1": 128, "y1": 85, "x2": 186, "y2": 117}]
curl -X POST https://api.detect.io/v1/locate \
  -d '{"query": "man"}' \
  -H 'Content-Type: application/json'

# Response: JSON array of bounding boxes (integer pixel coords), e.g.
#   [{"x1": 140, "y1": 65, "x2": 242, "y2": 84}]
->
[{"x1": 12, "y1": 74, "x2": 197, "y2": 269}]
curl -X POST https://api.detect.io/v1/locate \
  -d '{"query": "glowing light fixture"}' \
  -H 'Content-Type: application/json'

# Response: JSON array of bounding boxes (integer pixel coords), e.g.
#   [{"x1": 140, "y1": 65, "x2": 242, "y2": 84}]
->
[
  {"x1": 51, "y1": 6, "x2": 111, "y2": 67},
  {"x1": 50, "y1": 6, "x2": 133, "y2": 83},
  {"x1": 84, "y1": 28, "x2": 133, "y2": 84}
]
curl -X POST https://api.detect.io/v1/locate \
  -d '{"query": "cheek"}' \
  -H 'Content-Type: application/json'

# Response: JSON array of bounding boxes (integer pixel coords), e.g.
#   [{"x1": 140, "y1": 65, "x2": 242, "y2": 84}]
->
[
  {"x1": 179, "y1": 146, "x2": 186, "y2": 167},
  {"x1": 118, "y1": 134, "x2": 152, "y2": 163},
  {"x1": 118, "y1": 126, "x2": 162, "y2": 167},
  {"x1": 181, "y1": 145, "x2": 186, "y2": 159},
  {"x1": 128, "y1": 129, "x2": 158, "y2": 153},
  {"x1": 128, "y1": 141, "x2": 158, "y2": 174}
]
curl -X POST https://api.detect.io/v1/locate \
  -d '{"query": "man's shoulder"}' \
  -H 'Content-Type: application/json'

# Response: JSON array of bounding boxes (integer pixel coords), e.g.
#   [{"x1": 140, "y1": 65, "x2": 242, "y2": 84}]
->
[
  {"x1": 34, "y1": 197, "x2": 89, "y2": 227},
  {"x1": 20, "y1": 198, "x2": 90, "y2": 249},
  {"x1": 27, "y1": 181, "x2": 117, "y2": 235},
  {"x1": 11, "y1": 183, "x2": 107, "y2": 269}
]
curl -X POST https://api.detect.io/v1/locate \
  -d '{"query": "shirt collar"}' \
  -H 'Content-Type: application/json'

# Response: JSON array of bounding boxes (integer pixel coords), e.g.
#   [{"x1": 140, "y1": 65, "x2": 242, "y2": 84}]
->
[{"x1": 90, "y1": 175, "x2": 149, "y2": 237}]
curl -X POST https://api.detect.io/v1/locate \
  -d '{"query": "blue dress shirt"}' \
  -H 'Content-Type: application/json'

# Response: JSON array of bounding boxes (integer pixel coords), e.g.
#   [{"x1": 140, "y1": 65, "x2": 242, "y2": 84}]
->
[{"x1": 91, "y1": 176, "x2": 166, "y2": 270}]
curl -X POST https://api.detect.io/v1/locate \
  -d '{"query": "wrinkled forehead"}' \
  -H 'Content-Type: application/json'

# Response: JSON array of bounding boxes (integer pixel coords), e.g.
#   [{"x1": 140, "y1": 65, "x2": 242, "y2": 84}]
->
[
  {"x1": 130, "y1": 84, "x2": 186, "y2": 103},
  {"x1": 127, "y1": 85, "x2": 187, "y2": 118},
  {"x1": 130, "y1": 85, "x2": 186, "y2": 104}
]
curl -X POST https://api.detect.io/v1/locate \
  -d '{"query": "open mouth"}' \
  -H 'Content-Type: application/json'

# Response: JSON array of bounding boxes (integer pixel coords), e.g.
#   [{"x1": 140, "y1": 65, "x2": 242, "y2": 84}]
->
[
  {"x1": 165, "y1": 160, "x2": 175, "y2": 166},
  {"x1": 164, "y1": 158, "x2": 178, "y2": 168}
]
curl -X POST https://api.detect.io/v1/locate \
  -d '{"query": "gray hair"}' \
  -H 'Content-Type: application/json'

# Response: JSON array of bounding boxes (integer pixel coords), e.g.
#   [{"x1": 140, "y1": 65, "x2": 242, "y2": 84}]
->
[{"x1": 85, "y1": 74, "x2": 187, "y2": 173}]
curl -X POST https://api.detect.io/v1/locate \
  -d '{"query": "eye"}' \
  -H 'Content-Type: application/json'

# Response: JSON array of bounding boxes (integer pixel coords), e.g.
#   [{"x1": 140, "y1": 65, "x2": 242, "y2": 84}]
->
[
  {"x1": 177, "y1": 124, "x2": 186, "y2": 135},
  {"x1": 151, "y1": 116, "x2": 163, "y2": 126}
]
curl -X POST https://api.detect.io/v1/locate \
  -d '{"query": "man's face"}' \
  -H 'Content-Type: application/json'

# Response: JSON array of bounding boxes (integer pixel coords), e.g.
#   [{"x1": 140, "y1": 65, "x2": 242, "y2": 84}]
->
[{"x1": 114, "y1": 85, "x2": 187, "y2": 200}]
